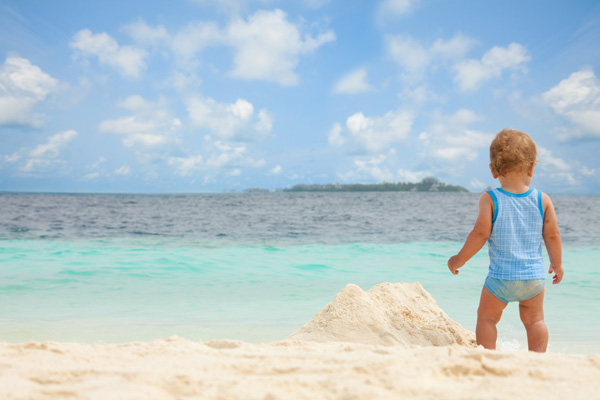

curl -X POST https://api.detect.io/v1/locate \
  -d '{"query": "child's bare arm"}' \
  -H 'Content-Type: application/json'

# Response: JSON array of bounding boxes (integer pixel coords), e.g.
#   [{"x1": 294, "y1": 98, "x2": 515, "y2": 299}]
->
[
  {"x1": 448, "y1": 193, "x2": 493, "y2": 275},
  {"x1": 542, "y1": 193, "x2": 563, "y2": 284}
]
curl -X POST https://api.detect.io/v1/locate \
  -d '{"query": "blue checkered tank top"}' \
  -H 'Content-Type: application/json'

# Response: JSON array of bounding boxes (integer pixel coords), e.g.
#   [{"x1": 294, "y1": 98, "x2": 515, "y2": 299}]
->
[{"x1": 487, "y1": 187, "x2": 545, "y2": 280}]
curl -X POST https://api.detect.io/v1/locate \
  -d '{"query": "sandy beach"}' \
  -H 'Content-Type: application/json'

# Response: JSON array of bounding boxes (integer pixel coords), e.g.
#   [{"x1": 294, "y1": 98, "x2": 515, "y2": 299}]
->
[{"x1": 2, "y1": 283, "x2": 599, "y2": 399}]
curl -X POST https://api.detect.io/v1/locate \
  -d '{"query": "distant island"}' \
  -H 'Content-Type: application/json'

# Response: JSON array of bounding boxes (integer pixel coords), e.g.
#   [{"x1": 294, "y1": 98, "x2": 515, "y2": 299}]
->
[{"x1": 282, "y1": 177, "x2": 468, "y2": 193}]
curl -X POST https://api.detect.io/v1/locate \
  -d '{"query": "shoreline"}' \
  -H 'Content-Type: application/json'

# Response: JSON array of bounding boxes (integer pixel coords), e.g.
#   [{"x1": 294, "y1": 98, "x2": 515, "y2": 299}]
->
[{"x1": 3, "y1": 282, "x2": 598, "y2": 398}]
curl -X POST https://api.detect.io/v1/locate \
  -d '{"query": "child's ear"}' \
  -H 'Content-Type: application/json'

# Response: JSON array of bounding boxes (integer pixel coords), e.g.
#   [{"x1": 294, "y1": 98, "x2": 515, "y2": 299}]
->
[
  {"x1": 527, "y1": 163, "x2": 535, "y2": 177},
  {"x1": 489, "y1": 163, "x2": 499, "y2": 179}
]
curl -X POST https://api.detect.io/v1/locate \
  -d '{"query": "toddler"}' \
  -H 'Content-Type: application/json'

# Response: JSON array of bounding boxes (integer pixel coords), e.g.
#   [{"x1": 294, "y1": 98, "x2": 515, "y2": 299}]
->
[{"x1": 448, "y1": 128, "x2": 563, "y2": 352}]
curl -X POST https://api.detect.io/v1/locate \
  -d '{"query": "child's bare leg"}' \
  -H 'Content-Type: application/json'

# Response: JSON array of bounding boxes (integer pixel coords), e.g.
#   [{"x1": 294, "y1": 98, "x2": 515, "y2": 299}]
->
[
  {"x1": 519, "y1": 290, "x2": 547, "y2": 352},
  {"x1": 476, "y1": 286, "x2": 507, "y2": 349}
]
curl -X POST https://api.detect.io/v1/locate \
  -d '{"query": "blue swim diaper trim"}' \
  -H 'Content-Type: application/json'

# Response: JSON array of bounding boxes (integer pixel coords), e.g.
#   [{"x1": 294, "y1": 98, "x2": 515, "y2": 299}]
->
[{"x1": 485, "y1": 276, "x2": 545, "y2": 304}]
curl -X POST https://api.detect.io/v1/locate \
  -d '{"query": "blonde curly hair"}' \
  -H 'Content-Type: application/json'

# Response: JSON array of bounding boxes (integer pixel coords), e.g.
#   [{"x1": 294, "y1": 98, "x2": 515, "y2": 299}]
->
[{"x1": 489, "y1": 129, "x2": 537, "y2": 176}]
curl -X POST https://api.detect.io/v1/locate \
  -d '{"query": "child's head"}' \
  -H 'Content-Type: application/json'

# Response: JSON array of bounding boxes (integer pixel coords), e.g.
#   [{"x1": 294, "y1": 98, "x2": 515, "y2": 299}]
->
[{"x1": 489, "y1": 129, "x2": 537, "y2": 177}]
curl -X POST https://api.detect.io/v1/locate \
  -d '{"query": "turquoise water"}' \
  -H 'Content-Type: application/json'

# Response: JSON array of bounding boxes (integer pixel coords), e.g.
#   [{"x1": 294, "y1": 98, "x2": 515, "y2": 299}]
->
[{"x1": 1, "y1": 238, "x2": 598, "y2": 353}]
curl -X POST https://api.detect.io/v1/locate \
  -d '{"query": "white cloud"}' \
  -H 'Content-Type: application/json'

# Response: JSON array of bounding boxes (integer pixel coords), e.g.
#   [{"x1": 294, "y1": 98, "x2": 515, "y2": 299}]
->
[
  {"x1": 333, "y1": 68, "x2": 373, "y2": 94},
  {"x1": 84, "y1": 172, "x2": 100, "y2": 180},
  {"x1": 100, "y1": 116, "x2": 169, "y2": 146},
  {"x1": 22, "y1": 130, "x2": 78, "y2": 173},
  {"x1": 546, "y1": 171, "x2": 578, "y2": 186},
  {"x1": 22, "y1": 158, "x2": 54, "y2": 173},
  {"x1": 186, "y1": 96, "x2": 272, "y2": 141},
  {"x1": 164, "y1": 71, "x2": 203, "y2": 92},
  {"x1": 124, "y1": 19, "x2": 220, "y2": 69},
  {"x1": 122, "y1": 20, "x2": 170, "y2": 46},
  {"x1": 99, "y1": 95, "x2": 181, "y2": 147},
  {"x1": 453, "y1": 43, "x2": 530, "y2": 92},
  {"x1": 422, "y1": 109, "x2": 488, "y2": 146},
  {"x1": 255, "y1": 109, "x2": 273, "y2": 132},
  {"x1": 537, "y1": 147, "x2": 571, "y2": 172},
  {"x1": 419, "y1": 109, "x2": 491, "y2": 168},
  {"x1": 168, "y1": 141, "x2": 265, "y2": 176},
  {"x1": 354, "y1": 155, "x2": 395, "y2": 181},
  {"x1": 0, "y1": 55, "x2": 58, "y2": 126},
  {"x1": 347, "y1": 112, "x2": 371, "y2": 133},
  {"x1": 70, "y1": 29, "x2": 147, "y2": 78},
  {"x1": 386, "y1": 33, "x2": 477, "y2": 81},
  {"x1": 169, "y1": 21, "x2": 222, "y2": 68},
  {"x1": 123, "y1": 10, "x2": 334, "y2": 86},
  {"x1": 429, "y1": 108, "x2": 482, "y2": 133},
  {"x1": 431, "y1": 34, "x2": 478, "y2": 60},
  {"x1": 115, "y1": 165, "x2": 131, "y2": 175},
  {"x1": 271, "y1": 165, "x2": 283, "y2": 174},
  {"x1": 81, "y1": 158, "x2": 107, "y2": 181},
  {"x1": 581, "y1": 166, "x2": 596, "y2": 176},
  {"x1": 206, "y1": 142, "x2": 246, "y2": 168},
  {"x1": 397, "y1": 168, "x2": 429, "y2": 182},
  {"x1": 469, "y1": 178, "x2": 486, "y2": 190},
  {"x1": 445, "y1": 129, "x2": 494, "y2": 147},
  {"x1": 536, "y1": 147, "x2": 577, "y2": 186},
  {"x1": 433, "y1": 147, "x2": 477, "y2": 161},
  {"x1": 4, "y1": 153, "x2": 20, "y2": 162},
  {"x1": 29, "y1": 130, "x2": 78, "y2": 158},
  {"x1": 216, "y1": 141, "x2": 265, "y2": 168},
  {"x1": 542, "y1": 67, "x2": 600, "y2": 138},
  {"x1": 338, "y1": 155, "x2": 429, "y2": 183},
  {"x1": 168, "y1": 154, "x2": 204, "y2": 176},
  {"x1": 86, "y1": 157, "x2": 106, "y2": 170},
  {"x1": 377, "y1": 0, "x2": 419, "y2": 21},
  {"x1": 231, "y1": 98, "x2": 254, "y2": 119},
  {"x1": 225, "y1": 9, "x2": 335, "y2": 86},
  {"x1": 330, "y1": 109, "x2": 413, "y2": 154},
  {"x1": 328, "y1": 122, "x2": 345, "y2": 146},
  {"x1": 398, "y1": 85, "x2": 442, "y2": 105},
  {"x1": 386, "y1": 35, "x2": 429, "y2": 77}
]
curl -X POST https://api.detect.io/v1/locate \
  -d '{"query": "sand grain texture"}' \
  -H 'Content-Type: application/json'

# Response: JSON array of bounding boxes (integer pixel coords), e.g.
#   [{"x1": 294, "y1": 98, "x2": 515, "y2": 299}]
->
[{"x1": 2, "y1": 339, "x2": 600, "y2": 399}]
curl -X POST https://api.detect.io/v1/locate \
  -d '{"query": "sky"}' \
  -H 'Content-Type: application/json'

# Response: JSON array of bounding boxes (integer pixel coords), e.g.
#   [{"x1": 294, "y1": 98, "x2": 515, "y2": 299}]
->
[{"x1": 0, "y1": 0, "x2": 599, "y2": 193}]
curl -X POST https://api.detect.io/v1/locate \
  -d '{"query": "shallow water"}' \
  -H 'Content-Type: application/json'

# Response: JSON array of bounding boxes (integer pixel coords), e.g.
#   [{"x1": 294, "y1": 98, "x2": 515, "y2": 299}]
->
[{"x1": 1, "y1": 192, "x2": 598, "y2": 353}]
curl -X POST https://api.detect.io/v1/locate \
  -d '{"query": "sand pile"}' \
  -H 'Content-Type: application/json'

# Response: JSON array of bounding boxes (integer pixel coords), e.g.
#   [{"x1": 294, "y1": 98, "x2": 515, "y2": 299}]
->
[{"x1": 288, "y1": 282, "x2": 476, "y2": 347}]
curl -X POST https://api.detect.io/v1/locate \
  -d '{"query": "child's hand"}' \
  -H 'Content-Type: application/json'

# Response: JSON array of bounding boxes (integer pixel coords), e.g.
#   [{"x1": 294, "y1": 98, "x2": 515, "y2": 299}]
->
[
  {"x1": 447, "y1": 255, "x2": 463, "y2": 275},
  {"x1": 549, "y1": 264, "x2": 564, "y2": 284}
]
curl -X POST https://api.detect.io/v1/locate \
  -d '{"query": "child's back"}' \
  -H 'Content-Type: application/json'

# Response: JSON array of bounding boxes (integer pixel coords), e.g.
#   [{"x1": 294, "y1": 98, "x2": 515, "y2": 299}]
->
[
  {"x1": 447, "y1": 129, "x2": 563, "y2": 352},
  {"x1": 487, "y1": 187, "x2": 545, "y2": 280}
]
